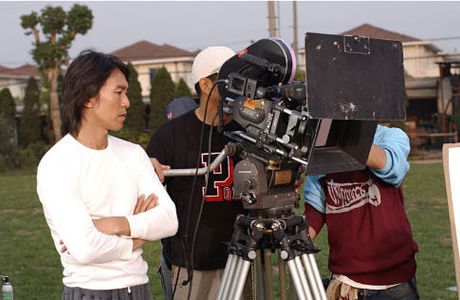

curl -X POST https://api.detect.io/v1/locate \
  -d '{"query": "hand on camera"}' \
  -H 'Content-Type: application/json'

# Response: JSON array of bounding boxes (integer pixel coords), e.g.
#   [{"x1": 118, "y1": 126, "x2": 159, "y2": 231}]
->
[
  {"x1": 150, "y1": 157, "x2": 171, "y2": 183},
  {"x1": 294, "y1": 177, "x2": 304, "y2": 194}
]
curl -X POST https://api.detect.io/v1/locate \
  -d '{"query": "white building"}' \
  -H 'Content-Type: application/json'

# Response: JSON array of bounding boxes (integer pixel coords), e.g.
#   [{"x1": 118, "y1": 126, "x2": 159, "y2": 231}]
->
[
  {"x1": 0, "y1": 64, "x2": 39, "y2": 101},
  {"x1": 110, "y1": 41, "x2": 196, "y2": 103}
]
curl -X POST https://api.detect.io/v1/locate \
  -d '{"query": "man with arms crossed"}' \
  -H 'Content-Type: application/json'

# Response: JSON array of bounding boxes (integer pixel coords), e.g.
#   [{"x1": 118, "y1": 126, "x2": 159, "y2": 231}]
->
[{"x1": 37, "y1": 50, "x2": 178, "y2": 299}]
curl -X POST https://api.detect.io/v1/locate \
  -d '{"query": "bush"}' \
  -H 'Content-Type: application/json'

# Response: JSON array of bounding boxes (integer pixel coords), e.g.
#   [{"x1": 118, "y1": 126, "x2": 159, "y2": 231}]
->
[
  {"x1": 149, "y1": 67, "x2": 175, "y2": 132},
  {"x1": 19, "y1": 77, "x2": 42, "y2": 148},
  {"x1": 17, "y1": 142, "x2": 50, "y2": 169},
  {"x1": 0, "y1": 88, "x2": 17, "y2": 155},
  {"x1": 0, "y1": 142, "x2": 50, "y2": 171},
  {"x1": 124, "y1": 63, "x2": 146, "y2": 133},
  {"x1": 174, "y1": 78, "x2": 192, "y2": 98},
  {"x1": 111, "y1": 130, "x2": 151, "y2": 149}
]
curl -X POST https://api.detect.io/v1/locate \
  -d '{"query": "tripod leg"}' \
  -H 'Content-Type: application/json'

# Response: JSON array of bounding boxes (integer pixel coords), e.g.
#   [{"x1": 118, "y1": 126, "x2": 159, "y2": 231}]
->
[
  {"x1": 263, "y1": 249, "x2": 274, "y2": 300},
  {"x1": 217, "y1": 253, "x2": 238, "y2": 299},
  {"x1": 287, "y1": 259, "x2": 308, "y2": 300},
  {"x1": 294, "y1": 256, "x2": 314, "y2": 300},
  {"x1": 300, "y1": 254, "x2": 323, "y2": 300},
  {"x1": 302, "y1": 254, "x2": 327, "y2": 300},
  {"x1": 255, "y1": 250, "x2": 265, "y2": 299},
  {"x1": 290, "y1": 273, "x2": 298, "y2": 300},
  {"x1": 249, "y1": 260, "x2": 256, "y2": 300},
  {"x1": 278, "y1": 251, "x2": 288, "y2": 300},
  {"x1": 228, "y1": 257, "x2": 251, "y2": 300}
]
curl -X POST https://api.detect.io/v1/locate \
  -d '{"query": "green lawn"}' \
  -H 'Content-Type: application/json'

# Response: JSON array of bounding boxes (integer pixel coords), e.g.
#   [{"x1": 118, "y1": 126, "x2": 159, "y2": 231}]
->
[{"x1": 0, "y1": 163, "x2": 457, "y2": 299}]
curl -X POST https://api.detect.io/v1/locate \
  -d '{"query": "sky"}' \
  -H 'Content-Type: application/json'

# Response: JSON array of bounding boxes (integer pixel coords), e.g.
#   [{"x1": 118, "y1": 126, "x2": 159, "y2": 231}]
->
[{"x1": 1, "y1": 1, "x2": 460, "y2": 67}]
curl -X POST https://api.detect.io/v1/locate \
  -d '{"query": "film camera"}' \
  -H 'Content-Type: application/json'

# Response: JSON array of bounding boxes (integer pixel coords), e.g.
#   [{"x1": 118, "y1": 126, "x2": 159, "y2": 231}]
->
[
  {"x1": 215, "y1": 33, "x2": 407, "y2": 300},
  {"x1": 217, "y1": 32, "x2": 405, "y2": 212},
  {"x1": 165, "y1": 32, "x2": 406, "y2": 300}
]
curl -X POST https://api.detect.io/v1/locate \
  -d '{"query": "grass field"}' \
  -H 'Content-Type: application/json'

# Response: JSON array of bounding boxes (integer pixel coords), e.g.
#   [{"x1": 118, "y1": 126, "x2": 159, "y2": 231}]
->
[{"x1": 0, "y1": 162, "x2": 457, "y2": 299}]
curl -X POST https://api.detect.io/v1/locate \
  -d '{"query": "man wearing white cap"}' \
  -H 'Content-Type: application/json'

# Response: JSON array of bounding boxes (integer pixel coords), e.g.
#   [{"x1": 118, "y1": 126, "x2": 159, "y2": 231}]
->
[{"x1": 146, "y1": 47, "x2": 248, "y2": 299}]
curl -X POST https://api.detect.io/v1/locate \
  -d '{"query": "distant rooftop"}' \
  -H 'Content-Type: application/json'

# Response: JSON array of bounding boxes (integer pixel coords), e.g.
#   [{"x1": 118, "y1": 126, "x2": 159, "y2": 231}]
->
[
  {"x1": 0, "y1": 64, "x2": 39, "y2": 77},
  {"x1": 341, "y1": 23, "x2": 420, "y2": 43},
  {"x1": 341, "y1": 23, "x2": 443, "y2": 53},
  {"x1": 110, "y1": 40, "x2": 195, "y2": 61}
]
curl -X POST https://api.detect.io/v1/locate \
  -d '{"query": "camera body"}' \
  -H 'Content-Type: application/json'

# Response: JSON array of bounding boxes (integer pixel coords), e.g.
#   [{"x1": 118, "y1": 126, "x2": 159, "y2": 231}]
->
[{"x1": 217, "y1": 33, "x2": 405, "y2": 211}]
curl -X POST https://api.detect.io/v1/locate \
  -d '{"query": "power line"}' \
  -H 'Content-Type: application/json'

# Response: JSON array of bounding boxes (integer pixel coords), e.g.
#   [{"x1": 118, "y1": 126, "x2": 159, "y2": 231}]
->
[
  {"x1": 404, "y1": 53, "x2": 460, "y2": 61},
  {"x1": 426, "y1": 36, "x2": 460, "y2": 42},
  {"x1": 3, "y1": 33, "x2": 460, "y2": 67}
]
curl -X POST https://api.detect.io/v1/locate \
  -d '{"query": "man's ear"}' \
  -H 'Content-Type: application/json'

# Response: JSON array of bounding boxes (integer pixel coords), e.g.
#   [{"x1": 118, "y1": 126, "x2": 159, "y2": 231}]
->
[
  {"x1": 84, "y1": 97, "x2": 97, "y2": 108},
  {"x1": 198, "y1": 78, "x2": 211, "y2": 95}
]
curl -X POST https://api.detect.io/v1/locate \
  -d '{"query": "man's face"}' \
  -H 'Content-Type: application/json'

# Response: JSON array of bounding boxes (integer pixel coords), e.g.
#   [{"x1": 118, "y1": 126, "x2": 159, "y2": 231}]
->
[{"x1": 84, "y1": 68, "x2": 130, "y2": 132}]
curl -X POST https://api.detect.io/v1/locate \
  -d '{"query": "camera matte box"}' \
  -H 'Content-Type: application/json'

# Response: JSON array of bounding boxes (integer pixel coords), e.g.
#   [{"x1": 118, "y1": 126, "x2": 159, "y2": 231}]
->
[
  {"x1": 305, "y1": 32, "x2": 405, "y2": 120},
  {"x1": 306, "y1": 119, "x2": 377, "y2": 175}
]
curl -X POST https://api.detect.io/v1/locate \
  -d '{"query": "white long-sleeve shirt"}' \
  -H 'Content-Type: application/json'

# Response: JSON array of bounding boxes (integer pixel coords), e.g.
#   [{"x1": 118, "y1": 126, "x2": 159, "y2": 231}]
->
[{"x1": 37, "y1": 134, "x2": 178, "y2": 289}]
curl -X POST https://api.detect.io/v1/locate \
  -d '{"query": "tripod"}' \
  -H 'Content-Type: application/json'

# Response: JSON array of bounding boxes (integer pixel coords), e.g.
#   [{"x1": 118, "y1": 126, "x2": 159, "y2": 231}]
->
[
  {"x1": 164, "y1": 145, "x2": 327, "y2": 299},
  {"x1": 217, "y1": 212, "x2": 327, "y2": 300}
]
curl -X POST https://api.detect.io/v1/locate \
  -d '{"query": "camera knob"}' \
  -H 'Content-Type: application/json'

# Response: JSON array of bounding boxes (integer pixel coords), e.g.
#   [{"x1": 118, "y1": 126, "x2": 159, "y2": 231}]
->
[
  {"x1": 280, "y1": 250, "x2": 289, "y2": 260},
  {"x1": 280, "y1": 135, "x2": 290, "y2": 144},
  {"x1": 242, "y1": 178, "x2": 255, "y2": 190},
  {"x1": 241, "y1": 192, "x2": 256, "y2": 205}
]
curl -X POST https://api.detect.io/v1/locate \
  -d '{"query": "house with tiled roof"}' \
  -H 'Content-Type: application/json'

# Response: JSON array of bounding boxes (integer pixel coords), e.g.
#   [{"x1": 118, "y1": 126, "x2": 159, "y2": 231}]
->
[
  {"x1": 299, "y1": 23, "x2": 444, "y2": 78},
  {"x1": 0, "y1": 64, "x2": 39, "y2": 100},
  {"x1": 340, "y1": 24, "x2": 460, "y2": 134},
  {"x1": 341, "y1": 23, "x2": 444, "y2": 78},
  {"x1": 110, "y1": 40, "x2": 196, "y2": 103}
]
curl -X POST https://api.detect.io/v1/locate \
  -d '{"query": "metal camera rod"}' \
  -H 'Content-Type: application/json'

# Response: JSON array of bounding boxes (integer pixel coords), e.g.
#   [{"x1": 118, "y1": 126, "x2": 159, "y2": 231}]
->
[{"x1": 162, "y1": 143, "x2": 240, "y2": 177}]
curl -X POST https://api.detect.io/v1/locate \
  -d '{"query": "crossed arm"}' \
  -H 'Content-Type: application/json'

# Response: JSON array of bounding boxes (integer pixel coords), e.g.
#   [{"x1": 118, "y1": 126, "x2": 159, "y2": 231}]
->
[
  {"x1": 38, "y1": 148, "x2": 178, "y2": 264},
  {"x1": 58, "y1": 194, "x2": 158, "y2": 253}
]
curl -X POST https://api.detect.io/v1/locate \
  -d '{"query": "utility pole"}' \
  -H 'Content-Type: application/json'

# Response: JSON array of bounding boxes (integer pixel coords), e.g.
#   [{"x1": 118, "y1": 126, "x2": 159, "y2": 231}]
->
[
  {"x1": 292, "y1": 0, "x2": 298, "y2": 61},
  {"x1": 277, "y1": 1, "x2": 281, "y2": 37},
  {"x1": 268, "y1": 0, "x2": 277, "y2": 37}
]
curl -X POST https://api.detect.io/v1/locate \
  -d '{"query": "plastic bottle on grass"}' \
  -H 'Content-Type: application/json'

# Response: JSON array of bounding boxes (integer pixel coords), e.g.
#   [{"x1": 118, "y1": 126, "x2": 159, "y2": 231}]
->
[{"x1": 2, "y1": 276, "x2": 13, "y2": 300}]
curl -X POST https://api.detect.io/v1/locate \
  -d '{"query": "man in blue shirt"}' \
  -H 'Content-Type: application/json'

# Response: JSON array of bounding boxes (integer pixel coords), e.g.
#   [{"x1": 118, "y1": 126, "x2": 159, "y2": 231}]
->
[{"x1": 304, "y1": 125, "x2": 419, "y2": 299}]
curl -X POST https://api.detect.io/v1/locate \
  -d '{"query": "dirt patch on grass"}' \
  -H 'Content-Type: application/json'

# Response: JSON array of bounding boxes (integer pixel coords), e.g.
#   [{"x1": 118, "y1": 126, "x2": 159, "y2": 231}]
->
[{"x1": 0, "y1": 208, "x2": 42, "y2": 214}]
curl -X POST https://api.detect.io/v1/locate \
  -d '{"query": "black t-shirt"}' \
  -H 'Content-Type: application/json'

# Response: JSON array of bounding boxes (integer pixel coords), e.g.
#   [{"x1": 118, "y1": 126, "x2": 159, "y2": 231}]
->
[{"x1": 145, "y1": 110, "x2": 244, "y2": 270}]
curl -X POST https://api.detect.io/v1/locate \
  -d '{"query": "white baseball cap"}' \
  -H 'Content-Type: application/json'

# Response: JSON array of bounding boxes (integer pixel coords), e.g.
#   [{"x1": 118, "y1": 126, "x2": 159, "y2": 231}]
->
[{"x1": 191, "y1": 46, "x2": 235, "y2": 85}]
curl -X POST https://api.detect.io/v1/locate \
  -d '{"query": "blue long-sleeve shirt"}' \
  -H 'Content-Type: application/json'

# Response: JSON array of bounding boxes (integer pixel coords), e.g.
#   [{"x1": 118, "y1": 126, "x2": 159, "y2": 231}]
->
[{"x1": 304, "y1": 125, "x2": 410, "y2": 213}]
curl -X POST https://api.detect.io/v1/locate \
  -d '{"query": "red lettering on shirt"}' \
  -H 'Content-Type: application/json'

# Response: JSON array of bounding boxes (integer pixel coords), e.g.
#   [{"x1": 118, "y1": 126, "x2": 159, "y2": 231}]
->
[{"x1": 200, "y1": 153, "x2": 241, "y2": 202}]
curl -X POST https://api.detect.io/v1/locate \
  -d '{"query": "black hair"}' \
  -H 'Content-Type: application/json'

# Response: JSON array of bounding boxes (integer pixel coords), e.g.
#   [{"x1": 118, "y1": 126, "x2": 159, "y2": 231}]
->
[{"x1": 61, "y1": 49, "x2": 129, "y2": 136}]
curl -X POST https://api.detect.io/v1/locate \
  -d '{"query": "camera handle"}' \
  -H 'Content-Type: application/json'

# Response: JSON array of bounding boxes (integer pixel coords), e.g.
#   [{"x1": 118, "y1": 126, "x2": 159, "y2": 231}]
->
[{"x1": 162, "y1": 143, "x2": 240, "y2": 177}]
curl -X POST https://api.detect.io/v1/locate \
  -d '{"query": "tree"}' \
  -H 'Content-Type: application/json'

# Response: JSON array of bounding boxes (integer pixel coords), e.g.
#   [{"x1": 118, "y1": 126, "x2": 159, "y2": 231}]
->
[
  {"x1": 123, "y1": 63, "x2": 145, "y2": 133},
  {"x1": 174, "y1": 78, "x2": 192, "y2": 98},
  {"x1": 21, "y1": 4, "x2": 93, "y2": 142},
  {"x1": 0, "y1": 88, "x2": 17, "y2": 154},
  {"x1": 18, "y1": 77, "x2": 42, "y2": 147},
  {"x1": 149, "y1": 67, "x2": 175, "y2": 131},
  {"x1": 294, "y1": 69, "x2": 305, "y2": 82}
]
